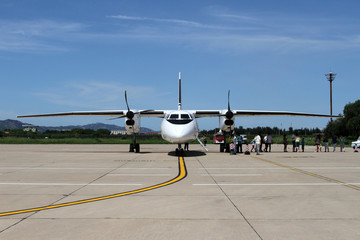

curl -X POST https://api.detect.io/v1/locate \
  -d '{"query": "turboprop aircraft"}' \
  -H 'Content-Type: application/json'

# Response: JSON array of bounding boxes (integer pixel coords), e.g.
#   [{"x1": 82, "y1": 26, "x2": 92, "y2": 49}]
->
[{"x1": 18, "y1": 73, "x2": 338, "y2": 156}]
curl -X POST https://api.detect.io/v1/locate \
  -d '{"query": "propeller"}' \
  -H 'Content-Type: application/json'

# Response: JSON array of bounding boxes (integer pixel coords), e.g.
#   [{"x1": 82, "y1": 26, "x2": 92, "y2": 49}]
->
[
  {"x1": 225, "y1": 90, "x2": 234, "y2": 119},
  {"x1": 106, "y1": 91, "x2": 153, "y2": 123},
  {"x1": 125, "y1": 91, "x2": 134, "y2": 120},
  {"x1": 222, "y1": 90, "x2": 234, "y2": 126}
]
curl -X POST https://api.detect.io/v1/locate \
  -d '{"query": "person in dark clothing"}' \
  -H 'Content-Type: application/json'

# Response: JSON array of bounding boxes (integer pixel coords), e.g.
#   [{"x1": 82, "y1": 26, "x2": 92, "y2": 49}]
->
[{"x1": 283, "y1": 134, "x2": 288, "y2": 152}]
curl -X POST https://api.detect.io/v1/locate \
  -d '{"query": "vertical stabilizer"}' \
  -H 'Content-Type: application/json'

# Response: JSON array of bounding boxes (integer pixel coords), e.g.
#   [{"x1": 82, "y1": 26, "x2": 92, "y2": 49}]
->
[{"x1": 178, "y1": 72, "x2": 182, "y2": 110}]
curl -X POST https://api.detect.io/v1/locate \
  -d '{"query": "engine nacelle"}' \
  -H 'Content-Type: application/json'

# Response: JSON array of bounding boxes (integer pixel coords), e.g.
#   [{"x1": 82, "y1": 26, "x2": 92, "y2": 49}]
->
[
  {"x1": 219, "y1": 110, "x2": 235, "y2": 133},
  {"x1": 125, "y1": 112, "x2": 141, "y2": 133}
]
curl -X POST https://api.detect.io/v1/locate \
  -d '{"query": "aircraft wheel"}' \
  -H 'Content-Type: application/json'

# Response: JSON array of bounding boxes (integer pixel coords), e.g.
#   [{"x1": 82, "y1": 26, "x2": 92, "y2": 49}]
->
[
  {"x1": 220, "y1": 144, "x2": 225, "y2": 152},
  {"x1": 129, "y1": 144, "x2": 134, "y2": 152},
  {"x1": 225, "y1": 143, "x2": 230, "y2": 153},
  {"x1": 135, "y1": 144, "x2": 140, "y2": 153}
]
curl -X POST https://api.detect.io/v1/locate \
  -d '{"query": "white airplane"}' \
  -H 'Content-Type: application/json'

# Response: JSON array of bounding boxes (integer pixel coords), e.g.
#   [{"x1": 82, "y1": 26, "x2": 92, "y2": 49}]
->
[{"x1": 18, "y1": 73, "x2": 338, "y2": 155}]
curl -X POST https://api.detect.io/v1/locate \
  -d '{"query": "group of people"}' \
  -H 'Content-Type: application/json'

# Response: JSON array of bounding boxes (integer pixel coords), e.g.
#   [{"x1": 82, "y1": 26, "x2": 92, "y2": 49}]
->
[
  {"x1": 248, "y1": 133, "x2": 346, "y2": 155},
  {"x1": 313, "y1": 134, "x2": 345, "y2": 152},
  {"x1": 282, "y1": 134, "x2": 345, "y2": 153},
  {"x1": 250, "y1": 134, "x2": 273, "y2": 155},
  {"x1": 230, "y1": 135, "x2": 246, "y2": 154},
  {"x1": 283, "y1": 134, "x2": 305, "y2": 152},
  {"x1": 205, "y1": 133, "x2": 346, "y2": 155}
]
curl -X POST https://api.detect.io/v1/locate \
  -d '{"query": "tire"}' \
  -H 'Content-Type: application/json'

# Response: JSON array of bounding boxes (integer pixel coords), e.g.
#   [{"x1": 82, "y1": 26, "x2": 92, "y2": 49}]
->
[{"x1": 225, "y1": 143, "x2": 230, "y2": 153}]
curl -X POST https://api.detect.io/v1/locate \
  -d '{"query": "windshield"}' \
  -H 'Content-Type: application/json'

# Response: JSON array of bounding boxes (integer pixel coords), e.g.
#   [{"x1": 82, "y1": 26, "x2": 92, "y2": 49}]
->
[{"x1": 166, "y1": 113, "x2": 193, "y2": 124}]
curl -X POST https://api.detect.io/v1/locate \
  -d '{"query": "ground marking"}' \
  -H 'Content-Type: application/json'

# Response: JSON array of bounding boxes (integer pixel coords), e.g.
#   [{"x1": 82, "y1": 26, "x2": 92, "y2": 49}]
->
[
  {"x1": 251, "y1": 156, "x2": 360, "y2": 191},
  {"x1": 194, "y1": 183, "x2": 360, "y2": 186},
  {"x1": 0, "y1": 183, "x2": 142, "y2": 186},
  {"x1": 0, "y1": 157, "x2": 187, "y2": 217}
]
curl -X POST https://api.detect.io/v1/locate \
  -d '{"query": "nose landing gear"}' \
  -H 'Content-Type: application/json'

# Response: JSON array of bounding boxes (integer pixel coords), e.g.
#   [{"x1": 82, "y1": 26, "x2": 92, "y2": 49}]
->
[{"x1": 175, "y1": 144, "x2": 184, "y2": 156}]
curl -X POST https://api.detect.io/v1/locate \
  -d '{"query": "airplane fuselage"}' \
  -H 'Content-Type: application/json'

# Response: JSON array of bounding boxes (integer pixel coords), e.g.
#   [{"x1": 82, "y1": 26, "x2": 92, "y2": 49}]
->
[{"x1": 160, "y1": 110, "x2": 199, "y2": 144}]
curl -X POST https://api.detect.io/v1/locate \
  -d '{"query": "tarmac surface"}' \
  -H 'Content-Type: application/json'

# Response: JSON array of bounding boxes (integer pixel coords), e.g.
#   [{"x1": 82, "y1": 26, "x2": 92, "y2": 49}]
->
[{"x1": 0, "y1": 144, "x2": 359, "y2": 239}]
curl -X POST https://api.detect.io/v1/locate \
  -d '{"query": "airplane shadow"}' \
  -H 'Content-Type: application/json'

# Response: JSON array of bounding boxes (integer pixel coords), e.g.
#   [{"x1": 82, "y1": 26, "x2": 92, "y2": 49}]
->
[{"x1": 168, "y1": 150, "x2": 206, "y2": 157}]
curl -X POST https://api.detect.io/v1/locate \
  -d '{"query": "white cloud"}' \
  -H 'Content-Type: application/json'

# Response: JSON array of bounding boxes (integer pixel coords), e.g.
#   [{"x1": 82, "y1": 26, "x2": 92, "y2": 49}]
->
[
  {"x1": 0, "y1": 20, "x2": 85, "y2": 52},
  {"x1": 33, "y1": 80, "x2": 160, "y2": 110}
]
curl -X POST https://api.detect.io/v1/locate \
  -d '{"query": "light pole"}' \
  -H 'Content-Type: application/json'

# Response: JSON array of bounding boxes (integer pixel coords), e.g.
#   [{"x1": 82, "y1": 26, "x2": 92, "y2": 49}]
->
[{"x1": 325, "y1": 72, "x2": 336, "y2": 122}]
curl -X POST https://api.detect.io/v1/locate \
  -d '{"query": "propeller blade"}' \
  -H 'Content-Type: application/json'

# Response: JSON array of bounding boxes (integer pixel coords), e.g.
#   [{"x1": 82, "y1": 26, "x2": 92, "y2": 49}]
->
[
  {"x1": 139, "y1": 109, "x2": 154, "y2": 114},
  {"x1": 124, "y1": 90, "x2": 135, "y2": 119},
  {"x1": 106, "y1": 116, "x2": 125, "y2": 120},
  {"x1": 228, "y1": 90, "x2": 231, "y2": 111},
  {"x1": 125, "y1": 91, "x2": 130, "y2": 112},
  {"x1": 225, "y1": 90, "x2": 234, "y2": 119}
]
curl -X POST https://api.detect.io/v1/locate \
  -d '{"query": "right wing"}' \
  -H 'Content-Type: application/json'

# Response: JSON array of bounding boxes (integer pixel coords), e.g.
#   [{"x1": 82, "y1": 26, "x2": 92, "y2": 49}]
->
[{"x1": 17, "y1": 110, "x2": 166, "y2": 118}]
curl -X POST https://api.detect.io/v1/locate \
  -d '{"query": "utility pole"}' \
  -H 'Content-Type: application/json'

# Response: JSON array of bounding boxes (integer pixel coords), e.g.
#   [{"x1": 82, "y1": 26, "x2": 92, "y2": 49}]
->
[{"x1": 325, "y1": 72, "x2": 336, "y2": 122}]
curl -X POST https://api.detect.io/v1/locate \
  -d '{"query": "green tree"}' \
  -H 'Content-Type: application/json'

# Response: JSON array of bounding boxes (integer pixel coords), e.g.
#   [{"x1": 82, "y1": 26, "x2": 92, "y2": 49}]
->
[{"x1": 325, "y1": 99, "x2": 360, "y2": 137}]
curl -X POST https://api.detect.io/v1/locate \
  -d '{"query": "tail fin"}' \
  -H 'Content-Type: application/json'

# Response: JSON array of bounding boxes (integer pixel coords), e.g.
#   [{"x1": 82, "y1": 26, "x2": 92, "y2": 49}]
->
[{"x1": 178, "y1": 72, "x2": 182, "y2": 110}]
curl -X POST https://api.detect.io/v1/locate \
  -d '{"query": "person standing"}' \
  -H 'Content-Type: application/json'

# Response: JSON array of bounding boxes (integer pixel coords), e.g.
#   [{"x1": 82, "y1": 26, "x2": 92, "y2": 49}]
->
[
  {"x1": 251, "y1": 139, "x2": 255, "y2": 152},
  {"x1": 264, "y1": 134, "x2": 268, "y2": 152},
  {"x1": 253, "y1": 134, "x2": 261, "y2": 155},
  {"x1": 315, "y1": 134, "x2": 321, "y2": 152},
  {"x1": 238, "y1": 135, "x2": 243, "y2": 153},
  {"x1": 202, "y1": 134, "x2": 207, "y2": 146},
  {"x1": 295, "y1": 134, "x2": 301, "y2": 152},
  {"x1": 292, "y1": 134, "x2": 296, "y2": 152},
  {"x1": 283, "y1": 134, "x2": 288, "y2": 152},
  {"x1": 301, "y1": 137, "x2": 305, "y2": 152},
  {"x1": 323, "y1": 135, "x2": 329, "y2": 152},
  {"x1": 233, "y1": 135, "x2": 237, "y2": 154},
  {"x1": 332, "y1": 136, "x2": 338, "y2": 152},
  {"x1": 230, "y1": 140, "x2": 236, "y2": 155},
  {"x1": 184, "y1": 142, "x2": 189, "y2": 151},
  {"x1": 267, "y1": 134, "x2": 272, "y2": 152},
  {"x1": 340, "y1": 136, "x2": 345, "y2": 152}
]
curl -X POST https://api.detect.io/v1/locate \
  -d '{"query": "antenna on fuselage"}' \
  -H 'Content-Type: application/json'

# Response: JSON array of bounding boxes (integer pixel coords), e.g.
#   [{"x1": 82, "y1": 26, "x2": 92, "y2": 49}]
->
[{"x1": 178, "y1": 72, "x2": 182, "y2": 110}]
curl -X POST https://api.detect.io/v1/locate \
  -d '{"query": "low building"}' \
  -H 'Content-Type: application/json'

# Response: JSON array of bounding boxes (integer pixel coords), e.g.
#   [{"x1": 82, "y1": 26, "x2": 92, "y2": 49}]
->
[{"x1": 110, "y1": 130, "x2": 128, "y2": 135}]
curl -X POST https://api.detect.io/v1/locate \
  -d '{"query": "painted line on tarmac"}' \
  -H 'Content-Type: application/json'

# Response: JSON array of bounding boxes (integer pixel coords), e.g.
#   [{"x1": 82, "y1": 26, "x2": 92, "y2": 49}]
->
[
  {"x1": 205, "y1": 167, "x2": 360, "y2": 170},
  {"x1": 107, "y1": 174, "x2": 171, "y2": 176},
  {"x1": 251, "y1": 156, "x2": 360, "y2": 191},
  {"x1": 0, "y1": 157, "x2": 187, "y2": 217},
  {"x1": 0, "y1": 183, "x2": 142, "y2": 186},
  {"x1": 194, "y1": 183, "x2": 360, "y2": 186},
  {"x1": 200, "y1": 174, "x2": 262, "y2": 177}
]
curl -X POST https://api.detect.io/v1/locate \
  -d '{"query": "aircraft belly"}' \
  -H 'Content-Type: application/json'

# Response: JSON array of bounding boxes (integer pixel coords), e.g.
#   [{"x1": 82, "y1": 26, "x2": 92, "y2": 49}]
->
[{"x1": 161, "y1": 120, "x2": 198, "y2": 143}]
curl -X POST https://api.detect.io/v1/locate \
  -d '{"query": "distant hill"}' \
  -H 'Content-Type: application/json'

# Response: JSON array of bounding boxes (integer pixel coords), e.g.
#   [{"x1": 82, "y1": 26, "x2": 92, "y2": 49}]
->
[
  {"x1": 0, "y1": 119, "x2": 154, "y2": 133},
  {"x1": 0, "y1": 119, "x2": 25, "y2": 130}
]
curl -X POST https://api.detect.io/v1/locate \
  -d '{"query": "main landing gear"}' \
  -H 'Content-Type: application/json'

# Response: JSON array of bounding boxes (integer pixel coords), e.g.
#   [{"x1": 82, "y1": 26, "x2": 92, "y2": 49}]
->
[
  {"x1": 219, "y1": 142, "x2": 230, "y2": 152},
  {"x1": 175, "y1": 144, "x2": 184, "y2": 156},
  {"x1": 129, "y1": 143, "x2": 140, "y2": 153},
  {"x1": 129, "y1": 133, "x2": 140, "y2": 153},
  {"x1": 220, "y1": 132, "x2": 230, "y2": 153}
]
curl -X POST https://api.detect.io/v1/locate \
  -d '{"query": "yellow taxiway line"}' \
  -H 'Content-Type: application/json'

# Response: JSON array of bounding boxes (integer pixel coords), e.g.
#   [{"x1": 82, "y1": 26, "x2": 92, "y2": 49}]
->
[
  {"x1": 251, "y1": 155, "x2": 360, "y2": 191},
  {"x1": 0, "y1": 156, "x2": 187, "y2": 217}
]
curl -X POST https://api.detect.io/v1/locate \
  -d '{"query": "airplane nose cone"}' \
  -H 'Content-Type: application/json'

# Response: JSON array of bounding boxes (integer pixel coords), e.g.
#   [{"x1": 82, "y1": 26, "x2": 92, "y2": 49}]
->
[{"x1": 161, "y1": 120, "x2": 198, "y2": 143}]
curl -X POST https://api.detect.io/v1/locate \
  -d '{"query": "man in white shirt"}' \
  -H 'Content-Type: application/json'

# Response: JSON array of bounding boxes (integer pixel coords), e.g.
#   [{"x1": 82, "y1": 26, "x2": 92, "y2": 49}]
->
[{"x1": 254, "y1": 134, "x2": 261, "y2": 155}]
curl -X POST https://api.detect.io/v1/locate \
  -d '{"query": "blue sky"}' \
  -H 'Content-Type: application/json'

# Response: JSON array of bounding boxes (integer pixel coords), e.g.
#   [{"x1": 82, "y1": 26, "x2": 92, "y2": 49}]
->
[{"x1": 1, "y1": 0, "x2": 359, "y2": 131}]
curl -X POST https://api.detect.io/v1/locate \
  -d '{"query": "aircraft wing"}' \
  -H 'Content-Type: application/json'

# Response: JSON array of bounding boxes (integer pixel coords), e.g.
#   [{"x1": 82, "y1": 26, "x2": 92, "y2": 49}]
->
[
  {"x1": 194, "y1": 110, "x2": 339, "y2": 118},
  {"x1": 233, "y1": 110, "x2": 338, "y2": 118},
  {"x1": 17, "y1": 110, "x2": 166, "y2": 118}
]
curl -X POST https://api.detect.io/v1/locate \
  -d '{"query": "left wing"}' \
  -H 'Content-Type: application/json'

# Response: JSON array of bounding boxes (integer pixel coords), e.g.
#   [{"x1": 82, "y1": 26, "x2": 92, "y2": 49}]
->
[{"x1": 193, "y1": 110, "x2": 339, "y2": 118}]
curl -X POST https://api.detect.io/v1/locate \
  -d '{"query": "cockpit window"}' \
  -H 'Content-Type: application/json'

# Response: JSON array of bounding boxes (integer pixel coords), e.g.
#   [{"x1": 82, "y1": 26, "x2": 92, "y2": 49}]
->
[
  {"x1": 169, "y1": 114, "x2": 179, "y2": 119},
  {"x1": 166, "y1": 113, "x2": 193, "y2": 124}
]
